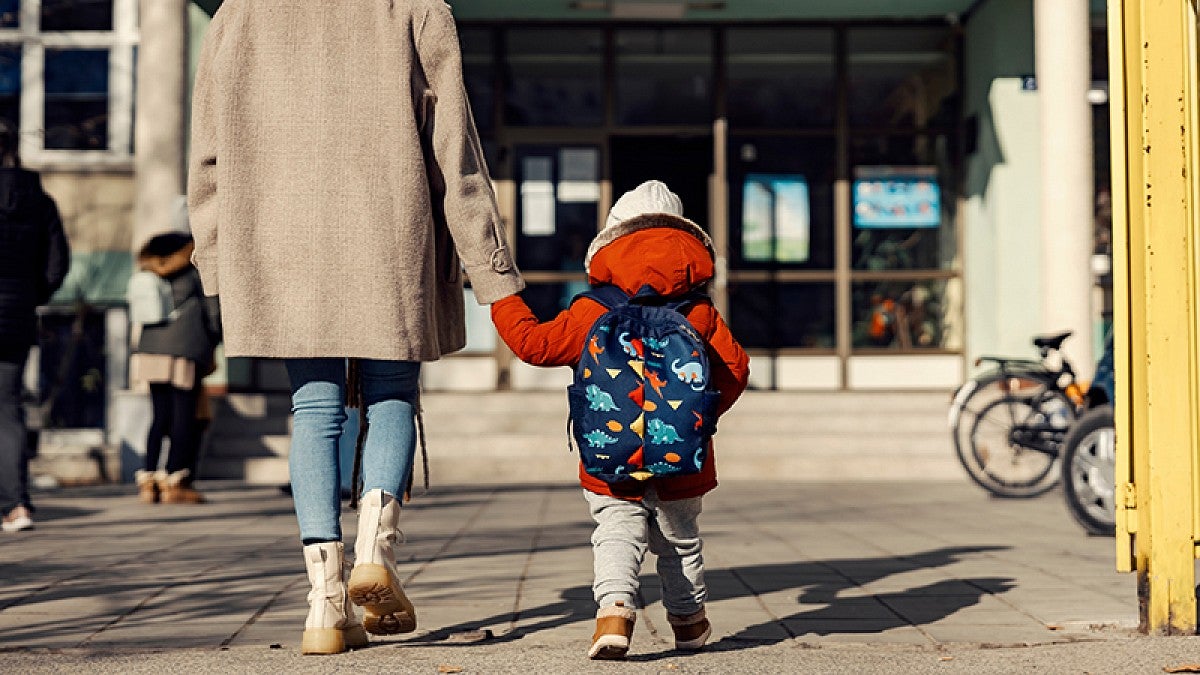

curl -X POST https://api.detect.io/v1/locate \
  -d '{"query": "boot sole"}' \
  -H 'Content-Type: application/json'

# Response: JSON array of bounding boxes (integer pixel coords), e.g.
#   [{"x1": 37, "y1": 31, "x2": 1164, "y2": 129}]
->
[
  {"x1": 588, "y1": 635, "x2": 630, "y2": 660},
  {"x1": 348, "y1": 564, "x2": 417, "y2": 635}
]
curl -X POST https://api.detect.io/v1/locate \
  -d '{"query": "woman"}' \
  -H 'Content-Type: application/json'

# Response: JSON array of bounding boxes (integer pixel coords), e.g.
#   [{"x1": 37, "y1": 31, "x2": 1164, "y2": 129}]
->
[
  {"x1": 0, "y1": 119, "x2": 69, "y2": 533},
  {"x1": 128, "y1": 202, "x2": 222, "y2": 505},
  {"x1": 189, "y1": 0, "x2": 524, "y2": 655}
]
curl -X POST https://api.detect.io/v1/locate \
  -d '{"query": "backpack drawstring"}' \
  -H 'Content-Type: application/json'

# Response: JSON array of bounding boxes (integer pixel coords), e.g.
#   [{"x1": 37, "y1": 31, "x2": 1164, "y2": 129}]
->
[{"x1": 347, "y1": 359, "x2": 429, "y2": 510}]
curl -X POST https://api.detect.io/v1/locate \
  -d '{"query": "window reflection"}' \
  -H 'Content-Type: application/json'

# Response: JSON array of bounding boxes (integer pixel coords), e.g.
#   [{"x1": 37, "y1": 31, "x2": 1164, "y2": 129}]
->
[
  {"x1": 848, "y1": 28, "x2": 957, "y2": 129},
  {"x1": 42, "y1": 0, "x2": 112, "y2": 31},
  {"x1": 726, "y1": 28, "x2": 835, "y2": 128},
  {"x1": 851, "y1": 134, "x2": 956, "y2": 271},
  {"x1": 460, "y1": 28, "x2": 495, "y2": 132},
  {"x1": 505, "y1": 29, "x2": 604, "y2": 127},
  {"x1": 729, "y1": 136, "x2": 835, "y2": 270},
  {"x1": 515, "y1": 145, "x2": 600, "y2": 273},
  {"x1": 615, "y1": 29, "x2": 712, "y2": 125},
  {"x1": 852, "y1": 280, "x2": 949, "y2": 349},
  {"x1": 0, "y1": 46, "x2": 19, "y2": 129},
  {"x1": 742, "y1": 174, "x2": 811, "y2": 264},
  {"x1": 0, "y1": 0, "x2": 17, "y2": 29},
  {"x1": 44, "y1": 48, "x2": 109, "y2": 150},
  {"x1": 729, "y1": 282, "x2": 835, "y2": 349}
]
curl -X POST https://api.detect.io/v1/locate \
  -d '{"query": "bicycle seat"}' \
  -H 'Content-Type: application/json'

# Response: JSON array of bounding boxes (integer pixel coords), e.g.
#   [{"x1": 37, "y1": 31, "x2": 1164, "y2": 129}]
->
[{"x1": 1031, "y1": 331, "x2": 1072, "y2": 351}]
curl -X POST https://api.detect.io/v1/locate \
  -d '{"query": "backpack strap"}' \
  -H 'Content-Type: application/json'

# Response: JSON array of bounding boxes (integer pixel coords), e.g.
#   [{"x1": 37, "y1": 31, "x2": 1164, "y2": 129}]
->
[
  {"x1": 573, "y1": 284, "x2": 631, "y2": 310},
  {"x1": 576, "y1": 283, "x2": 710, "y2": 314}
]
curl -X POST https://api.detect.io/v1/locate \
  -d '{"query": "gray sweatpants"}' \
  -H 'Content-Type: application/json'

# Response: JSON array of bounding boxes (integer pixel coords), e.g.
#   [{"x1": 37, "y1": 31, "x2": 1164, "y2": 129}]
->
[{"x1": 584, "y1": 488, "x2": 706, "y2": 616}]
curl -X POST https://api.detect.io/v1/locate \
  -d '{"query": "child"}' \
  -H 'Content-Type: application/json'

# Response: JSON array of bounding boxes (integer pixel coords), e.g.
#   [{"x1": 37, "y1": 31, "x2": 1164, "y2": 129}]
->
[{"x1": 492, "y1": 180, "x2": 750, "y2": 659}]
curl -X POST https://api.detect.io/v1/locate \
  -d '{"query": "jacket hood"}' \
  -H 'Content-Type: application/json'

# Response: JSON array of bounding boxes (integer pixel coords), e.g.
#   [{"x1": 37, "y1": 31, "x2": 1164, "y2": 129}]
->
[
  {"x1": 587, "y1": 224, "x2": 714, "y2": 297},
  {"x1": 0, "y1": 168, "x2": 46, "y2": 217},
  {"x1": 585, "y1": 181, "x2": 713, "y2": 271}
]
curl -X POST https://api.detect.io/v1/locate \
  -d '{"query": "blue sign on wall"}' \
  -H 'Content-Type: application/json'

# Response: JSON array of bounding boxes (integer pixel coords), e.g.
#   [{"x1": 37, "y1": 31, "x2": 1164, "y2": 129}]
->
[{"x1": 852, "y1": 167, "x2": 941, "y2": 230}]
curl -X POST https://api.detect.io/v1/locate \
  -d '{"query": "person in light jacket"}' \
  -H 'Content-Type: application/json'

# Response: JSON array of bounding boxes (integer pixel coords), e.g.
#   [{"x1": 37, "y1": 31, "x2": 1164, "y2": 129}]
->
[
  {"x1": 128, "y1": 202, "x2": 222, "y2": 506},
  {"x1": 188, "y1": 0, "x2": 524, "y2": 656}
]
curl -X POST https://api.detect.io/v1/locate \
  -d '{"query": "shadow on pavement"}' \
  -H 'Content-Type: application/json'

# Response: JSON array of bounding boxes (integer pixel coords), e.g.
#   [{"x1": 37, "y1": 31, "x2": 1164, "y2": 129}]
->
[{"x1": 406, "y1": 545, "x2": 1014, "y2": 652}]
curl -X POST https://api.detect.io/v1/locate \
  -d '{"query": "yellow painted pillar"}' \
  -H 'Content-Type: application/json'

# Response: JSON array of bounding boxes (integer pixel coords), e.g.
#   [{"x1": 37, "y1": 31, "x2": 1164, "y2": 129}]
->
[{"x1": 1109, "y1": 0, "x2": 1200, "y2": 634}]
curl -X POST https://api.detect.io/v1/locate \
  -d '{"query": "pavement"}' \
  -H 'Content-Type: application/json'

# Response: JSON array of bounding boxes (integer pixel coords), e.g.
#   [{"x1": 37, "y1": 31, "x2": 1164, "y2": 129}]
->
[{"x1": 1, "y1": 478, "x2": 1198, "y2": 674}]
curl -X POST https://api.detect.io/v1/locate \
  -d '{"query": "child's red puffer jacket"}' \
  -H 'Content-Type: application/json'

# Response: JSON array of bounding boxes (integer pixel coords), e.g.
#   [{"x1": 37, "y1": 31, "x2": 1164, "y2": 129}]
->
[{"x1": 491, "y1": 226, "x2": 750, "y2": 501}]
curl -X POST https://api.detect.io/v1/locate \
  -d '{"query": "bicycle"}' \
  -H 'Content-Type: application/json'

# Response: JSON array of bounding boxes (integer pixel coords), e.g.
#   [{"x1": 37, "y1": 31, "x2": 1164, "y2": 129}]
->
[{"x1": 948, "y1": 331, "x2": 1087, "y2": 498}]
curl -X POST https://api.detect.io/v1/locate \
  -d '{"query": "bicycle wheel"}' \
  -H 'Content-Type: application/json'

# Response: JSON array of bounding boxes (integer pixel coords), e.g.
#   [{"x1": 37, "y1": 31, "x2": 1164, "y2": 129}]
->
[
  {"x1": 1060, "y1": 405, "x2": 1116, "y2": 536},
  {"x1": 951, "y1": 375, "x2": 1048, "y2": 487},
  {"x1": 962, "y1": 392, "x2": 1070, "y2": 497}
]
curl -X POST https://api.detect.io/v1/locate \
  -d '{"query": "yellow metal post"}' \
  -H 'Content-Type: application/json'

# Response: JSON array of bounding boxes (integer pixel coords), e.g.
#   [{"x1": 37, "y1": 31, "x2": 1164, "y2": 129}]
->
[{"x1": 1109, "y1": 0, "x2": 1200, "y2": 634}]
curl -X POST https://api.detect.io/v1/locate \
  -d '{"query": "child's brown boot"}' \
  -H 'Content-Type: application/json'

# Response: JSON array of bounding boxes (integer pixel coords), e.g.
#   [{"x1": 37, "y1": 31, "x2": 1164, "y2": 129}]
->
[
  {"x1": 588, "y1": 601, "x2": 636, "y2": 660},
  {"x1": 668, "y1": 606, "x2": 711, "y2": 651}
]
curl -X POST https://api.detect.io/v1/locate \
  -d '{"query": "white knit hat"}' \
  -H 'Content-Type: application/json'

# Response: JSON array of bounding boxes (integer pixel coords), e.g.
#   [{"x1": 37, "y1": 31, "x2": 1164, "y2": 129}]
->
[{"x1": 584, "y1": 180, "x2": 714, "y2": 272}]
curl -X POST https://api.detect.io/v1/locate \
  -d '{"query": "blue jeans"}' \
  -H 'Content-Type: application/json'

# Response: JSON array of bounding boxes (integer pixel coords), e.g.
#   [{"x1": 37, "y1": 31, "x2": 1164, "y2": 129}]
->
[{"x1": 285, "y1": 358, "x2": 421, "y2": 543}]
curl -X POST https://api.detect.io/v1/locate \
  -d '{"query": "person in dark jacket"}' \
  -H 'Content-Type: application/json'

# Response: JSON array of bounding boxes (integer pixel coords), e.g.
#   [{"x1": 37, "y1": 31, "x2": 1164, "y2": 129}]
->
[
  {"x1": 129, "y1": 205, "x2": 221, "y2": 505},
  {"x1": 0, "y1": 119, "x2": 69, "y2": 533}
]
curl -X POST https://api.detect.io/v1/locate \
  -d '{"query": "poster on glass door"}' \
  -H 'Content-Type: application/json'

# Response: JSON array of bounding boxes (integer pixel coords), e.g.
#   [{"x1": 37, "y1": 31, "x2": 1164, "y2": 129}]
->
[
  {"x1": 852, "y1": 166, "x2": 941, "y2": 229},
  {"x1": 741, "y1": 173, "x2": 811, "y2": 263}
]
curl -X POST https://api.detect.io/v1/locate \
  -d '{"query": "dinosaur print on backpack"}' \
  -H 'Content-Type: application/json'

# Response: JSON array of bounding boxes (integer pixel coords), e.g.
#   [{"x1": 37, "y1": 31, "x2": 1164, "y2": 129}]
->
[{"x1": 567, "y1": 284, "x2": 720, "y2": 484}]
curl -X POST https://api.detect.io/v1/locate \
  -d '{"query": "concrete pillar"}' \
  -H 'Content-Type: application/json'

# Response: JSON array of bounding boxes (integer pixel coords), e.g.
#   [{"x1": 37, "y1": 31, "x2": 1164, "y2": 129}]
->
[
  {"x1": 133, "y1": 0, "x2": 188, "y2": 253},
  {"x1": 1034, "y1": 0, "x2": 1094, "y2": 376}
]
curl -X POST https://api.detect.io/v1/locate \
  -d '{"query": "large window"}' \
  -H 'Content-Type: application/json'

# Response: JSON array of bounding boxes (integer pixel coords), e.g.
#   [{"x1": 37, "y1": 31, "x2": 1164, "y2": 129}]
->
[
  {"x1": 850, "y1": 134, "x2": 957, "y2": 272},
  {"x1": 726, "y1": 28, "x2": 835, "y2": 128},
  {"x1": 615, "y1": 28, "x2": 712, "y2": 125},
  {"x1": 505, "y1": 29, "x2": 604, "y2": 127},
  {"x1": 514, "y1": 144, "x2": 602, "y2": 320},
  {"x1": 0, "y1": 0, "x2": 136, "y2": 164},
  {"x1": 847, "y1": 28, "x2": 957, "y2": 129},
  {"x1": 41, "y1": 0, "x2": 111, "y2": 31},
  {"x1": 463, "y1": 21, "x2": 963, "y2": 373},
  {"x1": 729, "y1": 136, "x2": 836, "y2": 270},
  {"x1": 460, "y1": 27, "x2": 495, "y2": 133}
]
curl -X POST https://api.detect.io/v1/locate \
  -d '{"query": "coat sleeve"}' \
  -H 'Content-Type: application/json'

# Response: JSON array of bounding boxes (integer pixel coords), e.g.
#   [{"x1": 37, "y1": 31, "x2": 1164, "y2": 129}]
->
[
  {"x1": 491, "y1": 294, "x2": 601, "y2": 368},
  {"x1": 186, "y1": 15, "x2": 224, "y2": 297},
  {"x1": 690, "y1": 304, "x2": 750, "y2": 416},
  {"x1": 415, "y1": 4, "x2": 523, "y2": 305},
  {"x1": 39, "y1": 192, "x2": 69, "y2": 305}
]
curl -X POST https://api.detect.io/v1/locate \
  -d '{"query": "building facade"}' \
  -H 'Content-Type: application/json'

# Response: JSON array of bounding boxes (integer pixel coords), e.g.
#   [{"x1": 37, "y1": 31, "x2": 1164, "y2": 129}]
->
[{"x1": 24, "y1": 0, "x2": 1109, "y2": 397}]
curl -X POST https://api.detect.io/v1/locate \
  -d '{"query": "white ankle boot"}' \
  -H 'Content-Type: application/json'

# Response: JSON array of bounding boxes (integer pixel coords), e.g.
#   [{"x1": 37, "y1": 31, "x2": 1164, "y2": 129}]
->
[
  {"x1": 301, "y1": 542, "x2": 369, "y2": 655},
  {"x1": 348, "y1": 489, "x2": 417, "y2": 635}
]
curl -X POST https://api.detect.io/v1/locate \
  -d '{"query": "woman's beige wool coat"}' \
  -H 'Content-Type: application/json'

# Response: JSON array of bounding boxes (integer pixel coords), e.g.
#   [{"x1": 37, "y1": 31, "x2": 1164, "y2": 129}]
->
[{"x1": 188, "y1": 0, "x2": 524, "y2": 360}]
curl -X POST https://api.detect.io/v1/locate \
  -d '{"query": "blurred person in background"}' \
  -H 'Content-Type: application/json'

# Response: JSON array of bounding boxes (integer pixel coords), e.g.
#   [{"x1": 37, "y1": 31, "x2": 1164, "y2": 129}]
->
[
  {"x1": 0, "y1": 119, "x2": 69, "y2": 533},
  {"x1": 128, "y1": 198, "x2": 222, "y2": 505}
]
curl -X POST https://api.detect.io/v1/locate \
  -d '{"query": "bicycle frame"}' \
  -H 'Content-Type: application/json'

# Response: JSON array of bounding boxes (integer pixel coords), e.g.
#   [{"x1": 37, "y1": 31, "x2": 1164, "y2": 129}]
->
[{"x1": 949, "y1": 350, "x2": 1079, "y2": 456}]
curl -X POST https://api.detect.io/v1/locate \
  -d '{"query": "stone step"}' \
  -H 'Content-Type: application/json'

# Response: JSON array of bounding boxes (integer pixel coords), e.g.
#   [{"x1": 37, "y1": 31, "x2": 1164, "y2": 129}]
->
[
  {"x1": 200, "y1": 456, "x2": 290, "y2": 484},
  {"x1": 199, "y1": 448, "x2": 963, "y2": 485},
  {"x1": 203, "y1": 434, "x2": 291, "y2": 459},
  {"x1": 198, "y1": 391, "x2": 961, "y2": 484}
]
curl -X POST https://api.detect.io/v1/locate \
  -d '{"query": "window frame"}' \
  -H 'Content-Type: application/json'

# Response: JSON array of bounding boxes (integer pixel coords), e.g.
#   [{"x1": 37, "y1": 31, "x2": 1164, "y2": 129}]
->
[{"x1": 0, "y1": 0, "x2": 137, "y2": 169}]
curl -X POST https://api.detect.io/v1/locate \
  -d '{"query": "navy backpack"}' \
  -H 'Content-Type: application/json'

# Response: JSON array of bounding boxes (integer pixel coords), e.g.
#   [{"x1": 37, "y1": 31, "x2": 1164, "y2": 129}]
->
[{"x1": 567, "y1": 284, "x2": 721, "y2": 484}]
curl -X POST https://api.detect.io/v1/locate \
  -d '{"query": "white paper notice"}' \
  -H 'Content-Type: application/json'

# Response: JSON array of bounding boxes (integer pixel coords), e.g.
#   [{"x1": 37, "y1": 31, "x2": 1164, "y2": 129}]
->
[
  {"x1": 558, "y1": 147, "x2": 600, "y2": 203},
  {"x1": 521, "y1": 156, "x2": 556, "y2": 236}
]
